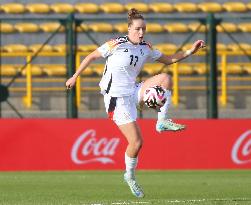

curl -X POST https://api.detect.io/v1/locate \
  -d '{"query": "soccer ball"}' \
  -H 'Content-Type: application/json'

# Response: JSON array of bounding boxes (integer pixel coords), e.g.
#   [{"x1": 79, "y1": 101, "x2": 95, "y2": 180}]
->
[{"x1": 143, "y1": 85, "x2": 167, "y2": 110}]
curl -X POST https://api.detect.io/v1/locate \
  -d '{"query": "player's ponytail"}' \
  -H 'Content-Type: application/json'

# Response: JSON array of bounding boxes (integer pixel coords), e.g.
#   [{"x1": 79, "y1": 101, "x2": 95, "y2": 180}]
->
[{"x1": 128, "y1": 8, "x2": 144, "y2": 27}]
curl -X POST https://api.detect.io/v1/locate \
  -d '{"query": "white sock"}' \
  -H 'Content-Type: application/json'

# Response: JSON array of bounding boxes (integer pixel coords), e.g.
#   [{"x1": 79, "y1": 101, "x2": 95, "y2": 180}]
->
[
  {"x1": 158, "y1": 90, "x2": 171, "y2": 121},
  {"x1": 125, "y1": 153, "x2": 138, "y2": 179}
]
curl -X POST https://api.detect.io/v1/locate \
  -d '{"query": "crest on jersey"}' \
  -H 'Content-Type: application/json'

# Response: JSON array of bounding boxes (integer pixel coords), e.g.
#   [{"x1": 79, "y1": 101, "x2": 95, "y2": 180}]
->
[{"x1": 107, "y1": 36, "x2": 129, "y2": 50}]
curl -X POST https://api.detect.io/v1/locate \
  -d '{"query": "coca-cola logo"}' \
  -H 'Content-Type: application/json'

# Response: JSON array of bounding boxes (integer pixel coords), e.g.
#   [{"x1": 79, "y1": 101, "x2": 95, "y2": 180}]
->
[
  {"x1": 231, "y1": 130, "x2": 251, "y2": 164},
  {"x1": 71, "y1": 129, "x2": 120, "y2": 164}
]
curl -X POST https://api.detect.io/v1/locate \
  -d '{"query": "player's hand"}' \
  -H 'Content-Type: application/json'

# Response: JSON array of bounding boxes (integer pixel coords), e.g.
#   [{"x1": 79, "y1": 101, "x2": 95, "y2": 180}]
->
[
  {"x1": 190, "y1": 40, "x2": 206, "y2": 54},
  {"x1": 66, "y1": 76, "x2": 77, "y2": 90}
]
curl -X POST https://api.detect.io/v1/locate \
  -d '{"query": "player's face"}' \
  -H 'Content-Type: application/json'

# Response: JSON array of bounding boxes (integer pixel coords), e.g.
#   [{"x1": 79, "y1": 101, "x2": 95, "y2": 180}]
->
[{"x1": 128, "y1": 19, "x2": 146, "y2": 44}]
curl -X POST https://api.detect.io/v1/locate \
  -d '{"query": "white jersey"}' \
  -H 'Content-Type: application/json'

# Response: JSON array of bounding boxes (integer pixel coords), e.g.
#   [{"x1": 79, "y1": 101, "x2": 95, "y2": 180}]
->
[{"x1": 97, "y1": 35, "x2": 162, "y2": 97}]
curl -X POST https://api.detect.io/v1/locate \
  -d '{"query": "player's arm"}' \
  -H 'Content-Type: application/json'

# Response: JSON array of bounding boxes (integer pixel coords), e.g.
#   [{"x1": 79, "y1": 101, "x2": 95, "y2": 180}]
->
[
  {"x1": 66, "y1": 49, "x2": 102, "y2": 89},
  {"x1": 157, "y1": 40, "x2": 205, "y2": 65},
  {"x1": 73, "y1": 49, "x2": 102, "y2": 78}
]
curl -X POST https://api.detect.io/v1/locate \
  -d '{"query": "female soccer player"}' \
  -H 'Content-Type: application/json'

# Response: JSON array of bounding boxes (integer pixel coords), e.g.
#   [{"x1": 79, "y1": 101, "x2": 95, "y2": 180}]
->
[{"x1": 66, "y1": 8, "x2": 205, "y2": 198}]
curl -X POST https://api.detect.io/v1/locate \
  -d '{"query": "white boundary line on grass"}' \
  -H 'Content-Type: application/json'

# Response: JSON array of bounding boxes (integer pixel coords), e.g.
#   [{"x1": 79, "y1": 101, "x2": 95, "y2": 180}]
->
[
  {"x1": 112, "y1": 202, "x2": 149, "y2": 205},
  {"x1": 164, "y1": 198, "x2": 251, "y2": 203},
  {"x1": 85, "y1": 198, "x2": 251, "y2": 205},
  {"x1": 85, "y1": 203, "x2": 149, "y2": 205}
]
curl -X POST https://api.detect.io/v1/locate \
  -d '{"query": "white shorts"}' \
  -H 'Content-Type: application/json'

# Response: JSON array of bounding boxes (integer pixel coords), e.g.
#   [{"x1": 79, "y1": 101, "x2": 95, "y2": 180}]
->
[{"x1": 103, "y1": 83, "x2": 142, "y2": 125}]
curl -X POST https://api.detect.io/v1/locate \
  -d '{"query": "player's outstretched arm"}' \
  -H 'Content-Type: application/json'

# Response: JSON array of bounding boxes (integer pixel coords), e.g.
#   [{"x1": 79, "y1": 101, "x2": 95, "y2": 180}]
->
[
  {"x1": 66, "y1": 49, "x2": 102, "y2": 89},
  {"x1": 157, "y1": 40, "x2": 205, "y2": 65}
]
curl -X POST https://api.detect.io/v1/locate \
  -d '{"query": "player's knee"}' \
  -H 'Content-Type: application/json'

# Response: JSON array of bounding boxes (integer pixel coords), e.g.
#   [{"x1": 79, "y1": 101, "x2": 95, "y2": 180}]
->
[
  {"x1": 160, "y1": 73, "x2": 172, "y2": 89},
  {"x1": 133, "y1": 138, "x2": 143, "y2": 151}
]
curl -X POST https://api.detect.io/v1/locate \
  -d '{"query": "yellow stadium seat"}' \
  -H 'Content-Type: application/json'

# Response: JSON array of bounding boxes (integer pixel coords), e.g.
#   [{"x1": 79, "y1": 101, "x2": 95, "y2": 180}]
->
[
  {"x1": 217, "y1": 43, "x2": 227, "y2": 51},
  {"x1": 154, "y1": 43, "x2": 177, "y2": 53},
  {"x1": 149, "y1": 2, "x2": 174, "y2": 13},
  {"x1": 14, "y1": 23, "x2": 39, "y2": 33},
  {"x1": 28, "y1": 44, "x2": 53, "y2": 53},
  {"x1": 74, "y1": 3, "x2": 99, "y2": 14},
  {"x1": 2, "y1": 44, "x2": 28, "y2": 52},
  {"x1": 114, "y1": 23, "x2": 128, "y2": 33},
  {"x1": 177, "y1": 64, "x2": 195, "y2": 75},
  {"x1": 125, "y1": 3, "x2": 149, "y2": 13},
  {"x1": 247, "y1": 3, "x2": 251, "y2": 11},
  {"x1": 198, "y1": 2, "x2": 223, "y2": 13},
  {"x1": 243, "y1": 64, "x2": 251, "y2": 74},
  {"x1": 43, "y1": 65, "x2": 66, "y2": 76},
  {"x1": 78, "y1": 44, "x2": 98, "y2": 52},
  {"x1": 199, "y1": 43, "x2": 227, "y2": 52},
  {"x1": 21, "y1": 66, "x2": 44, "y2": 76},
  {"x1": 26, "y1": 3, "x2": 50, "y2": 14},
  {"x1": 39, "y1": 22, "x2": 65, "y2": 32},
  {"x1": 82, "y1": 67, "x2": 95, "y2": 76},
  {"x1": 1, "y1": 3, "x2": 26, "y2": 14},
  {"x1": 188, "y1": 22, "x2": 207, "y2": 33},
  {"x1": 163, "y1": 23, "x2": 189, "y2": 33},
  {"x1": 77, "y1": 23, "x2": 89, "y2": 32},
  {"x1": 225, "y1": 64, "x2": 243, "y2": 74},
  {"x1": 143, "y1": 63, "x2": 164, "y2": 75},
  {"x1": 181, "y1": 43, "x2": 206, "y2": 53},
  {"x1": 180, "y1": 43, "x2": 193, "y2": 51},
  {"x1": 222, "y1": 2, "x2": 247, "y2": 13},
  {"x1": 193, "y1": 64, "x2": 207, "y2": 75},
  {"x1": 53, "y1": 44, "x2": 66, "y2": 53},
  {"x1": 50, "y1": 3, "x2": 74, "y2": 13},
  {"x1": 238, "y1": 23, "x2": 251, "y2": 32},
  {"x1": 100, "y1": 2, "x2": 125, "y2": 14},
  {"x1": 88, "y1": 23, "x2": 113, "y2": 33},
  {"x1": 146, "y1": 23, "x2": 164, "y2": 33},
  {"x1": 227, "y1": 43, "x2": 251, "y2": 51},
  {"x1": 0, "y1": 65, "x2": 17, "y2": 76},
  {"x1": 174, "y1": 2, "x2": 198, "y2": 13},
  {"x1": 89, "y1": 64, "x2": 105, "y2": 76},
  {"x1": 0, "y1": 23, "x2": 15, "y2": 33},
  {"x1": 217, "y1": 23, "x2": 238, "y2": 33}
]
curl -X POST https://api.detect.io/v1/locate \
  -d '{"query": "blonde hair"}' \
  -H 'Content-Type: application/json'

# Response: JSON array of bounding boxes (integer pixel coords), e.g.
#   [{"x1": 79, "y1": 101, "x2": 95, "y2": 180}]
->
[{"x1": 128, "y1": 8, "x2": 144, "y2": 27}]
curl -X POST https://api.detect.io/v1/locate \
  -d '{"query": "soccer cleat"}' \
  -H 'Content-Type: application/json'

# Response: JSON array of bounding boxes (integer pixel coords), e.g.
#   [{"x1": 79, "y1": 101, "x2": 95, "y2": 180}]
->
[
  {"x1": 156, "y1": 119, "x2": 186, "y2": 133},
  {"x1": 124, "y1": 173, "x2": 145, "y2": 198}
]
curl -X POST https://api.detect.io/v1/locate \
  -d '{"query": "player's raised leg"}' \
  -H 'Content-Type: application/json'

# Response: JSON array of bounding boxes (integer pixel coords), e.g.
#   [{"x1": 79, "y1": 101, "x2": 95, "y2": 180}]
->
[
  {"x1": 118, "y1": 122, "x2": 145, "y2": 198},
  {"x1": 140, "y1": 73, "x2": 186, "y2": 132}
]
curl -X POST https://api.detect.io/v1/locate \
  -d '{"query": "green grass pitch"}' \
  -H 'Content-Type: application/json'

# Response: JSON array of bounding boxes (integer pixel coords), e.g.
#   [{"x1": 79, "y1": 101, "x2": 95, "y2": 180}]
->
[{"x1": 0, "y1": 170, "x2": 251, "y2": 205}]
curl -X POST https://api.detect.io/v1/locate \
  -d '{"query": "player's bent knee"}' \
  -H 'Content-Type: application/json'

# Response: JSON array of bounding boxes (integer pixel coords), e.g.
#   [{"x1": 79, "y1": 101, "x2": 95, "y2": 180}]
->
[
  {"x1": 160, "y1": 73, "x2": 172, "y2": 89},
  {"x1": 133, "y1": 139, "x2": 143, "y2": 151}
]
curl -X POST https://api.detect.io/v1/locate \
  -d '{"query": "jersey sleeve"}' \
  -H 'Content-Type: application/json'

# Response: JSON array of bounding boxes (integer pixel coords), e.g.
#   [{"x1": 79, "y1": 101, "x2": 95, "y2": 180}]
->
[
  {"x1": 97, "y1": 39, "x2": 118, "y2": 58},
  {"x1": 147, "y1": 49, "x2": 162, "y2": 62}
]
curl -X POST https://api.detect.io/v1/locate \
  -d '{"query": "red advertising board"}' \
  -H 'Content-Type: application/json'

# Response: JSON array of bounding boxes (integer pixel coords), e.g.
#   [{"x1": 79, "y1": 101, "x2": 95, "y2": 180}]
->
[{"x1": 0, "y1": 119, "x2": 250, "y2": 171}]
